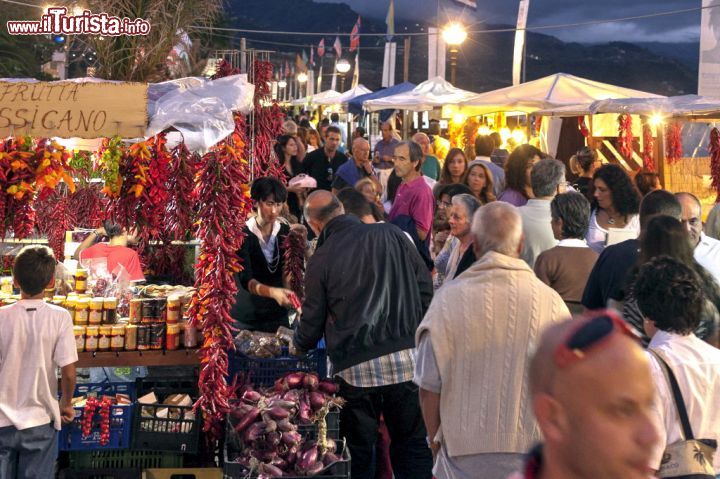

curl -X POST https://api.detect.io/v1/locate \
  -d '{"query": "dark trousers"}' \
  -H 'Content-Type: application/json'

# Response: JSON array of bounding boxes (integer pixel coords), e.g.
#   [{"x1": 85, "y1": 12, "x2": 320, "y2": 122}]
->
[
  {"x1": 339, "y1": 380, "x2": 433, "y2": 479},
  {"x1": 0, "y1": 423, "x2": 57, "y2": 479}
]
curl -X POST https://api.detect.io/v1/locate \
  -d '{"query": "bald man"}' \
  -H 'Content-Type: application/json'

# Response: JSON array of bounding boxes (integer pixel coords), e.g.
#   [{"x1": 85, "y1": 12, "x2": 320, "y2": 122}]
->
[
  {"x1": 331, "y1": 137, "x2": 382, "y2": 196},
  {"x1": 413, "y1": 132, "x2": 441, "y2": 181},
  {"x1": 294, "y1": 190, "x2": 434, "y2": 479},
  {"x1": 675, "y1": 192, "x2": 720, "y2": 284},
  {"x1": 512, "y1": 312, "x2": 659, "y2": 479},
  {"x1": 414, "y1": 202, "x2": 570, "y2": 479}
]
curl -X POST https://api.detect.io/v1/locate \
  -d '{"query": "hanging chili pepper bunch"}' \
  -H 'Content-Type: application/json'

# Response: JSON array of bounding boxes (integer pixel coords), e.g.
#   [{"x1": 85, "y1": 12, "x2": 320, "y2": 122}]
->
[
  {"x1": 665, "y1": 121, "x2": 683, "y2": 164},
  {"x1": 97, "y1": 136, "x2": 124, "y2": 199},
  {"x1": 35, "y1": 191, "x2": 76, "y2": 260},
  {"x1": 81, "y1": 397, "x2": 98, "y2": 437},
  {"x1": 282, "y1": 228, "x2": 306, "y2": 301},
  {"x1": 641, "y1": 117, "x2": 655, "y2": 172},
  {"x1": 187, "y1": 119, "x2": 253, "y2": 442},
  {"x1": 709, "y1": 127, "x2": 720, "y2": 203},
  {"x1": 617, "y1": 114, "x2": 634, "y2": 159},
  {"x1": 140, "y1": 134, "x2": 172, "y2": 240},
  {"x1": 5, "y1": 136, "x2": 38, "y2": 239},
  {"x1": 165, "y1": 140, "x2": 198, "y2": 241},
  {"x1": 69, "y1": 150, "x2": 95, "y2": 186},
  {"x1": 106, "y1": 139, "x2": 148, "y2": 234},
  {"x1": 578, "y1": 117, "x2": 590, "y2": 138},
  {"x1": 33, "y1": 139, "x2": 75, "y2": 201},
  {"x1": 69, "y1": 183, "x2": 106, "y2": 229},
  {"x1": 252, "y1": 60, "x2": 286, "y2": 180},
  {"x1": 211, "y1": 59, "x2": 240, "y2": 80}
]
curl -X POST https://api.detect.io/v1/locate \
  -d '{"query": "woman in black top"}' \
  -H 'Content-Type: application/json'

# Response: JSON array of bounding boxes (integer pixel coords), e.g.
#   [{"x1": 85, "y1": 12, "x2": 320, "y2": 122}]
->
[
  {"x1": 231, "y1": 177, "x2": 300, "y2": 332},
  {"x1": 569, "y1": 147, "x2": 601, "y2": 200},
  {"x1": 275, "y1": 135, "x2": 305, "y2": 222}
]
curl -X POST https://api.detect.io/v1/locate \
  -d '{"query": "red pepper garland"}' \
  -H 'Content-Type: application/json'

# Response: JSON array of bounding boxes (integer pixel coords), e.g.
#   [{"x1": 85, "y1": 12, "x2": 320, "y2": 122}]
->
[
  {"x1": 165, "y1": 141, "x2": 198, "y2": 241},
  {"x1": 578, "y1": 117, "x2": 590, "y2": 138},
  {"x1": 187, "y1": 113, "x2": 253, "y2": 442},
  {"x1": 252, "y1": 60, "x2": 286, "y2": 181},
  {"x1": 35, "y1": 192, "x2": 76, "y2": 261},
  {"x1": 709, "y1": 127, "x2": 720, "y2": 203},
  {"x1": 283, "y1": 229, "x2": 306, "y2": 302},
  {"x1": 641, "y1": 119, "x2": 656, "y2": 172},
  {"x1": 617, "y1": 114, "x2": 634, "y2": 160},
  {"x1": 665, "y1": 121, "x2": 683, "y2": 164},
  {"x1": 4, "y1": 137, "x2": 37, "y2": 239}
]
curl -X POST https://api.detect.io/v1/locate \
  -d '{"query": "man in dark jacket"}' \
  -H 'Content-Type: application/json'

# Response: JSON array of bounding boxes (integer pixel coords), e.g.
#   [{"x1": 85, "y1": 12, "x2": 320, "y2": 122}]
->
[{"x1": 293, "y1": 190, "x2": 434, "y2": 479}]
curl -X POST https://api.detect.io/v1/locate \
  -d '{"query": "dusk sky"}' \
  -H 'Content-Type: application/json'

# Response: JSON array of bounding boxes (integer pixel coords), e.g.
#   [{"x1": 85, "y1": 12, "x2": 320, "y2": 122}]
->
[{"x1": 317, "y1": 0, "x2": 703, "y2": 43}]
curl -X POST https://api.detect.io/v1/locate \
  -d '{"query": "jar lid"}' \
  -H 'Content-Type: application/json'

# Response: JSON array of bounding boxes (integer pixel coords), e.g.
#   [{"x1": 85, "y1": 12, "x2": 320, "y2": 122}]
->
[
  {"x1": 103, "y1": 297, "x2": 117, "y2": 306},
  {"x1": 90, "y1": 298, "x2": 104, "y2": 308},
  {"x1": 85, "y1": 326, "x2": 99, "y2": 333},
  {"x1": 99, "y1": 325, "x2": 112, "y2": 334},
  {"x1": 111, "y1": 325, "x2": 125, "y2": 333},
  {"x1": 167, "y1": 295, "x2": 180, "y2": 306},
  {"x1": 73, "y1": 326, "x2": 85, "y2": 334},
  {"x1": 76, "y1": 298, "x2": 90, "y2": 306}
]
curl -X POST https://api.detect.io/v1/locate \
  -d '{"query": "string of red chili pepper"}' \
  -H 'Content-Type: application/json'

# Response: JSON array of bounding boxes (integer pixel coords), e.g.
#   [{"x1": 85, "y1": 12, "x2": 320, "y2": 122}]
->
[
  {"x1": 165, "y1": 140, "x2": 198, "y2": 241},
  {"x1": 641, "y1": 119, "x2": 655, "y2": 172},
  {"x1": 709, "y1": 127, "x2": 720, "y2": 203},
  {"x1": 69, "y1": 183, "x2": 107, "y2": 229},
  {"x1": 665, "y1": 121, "x2": 683, "y2": 165},
  {"x1": 617, "y1": 114, "x2": 634, "y2": 160},
  {"x1": 5, "y1": 137, "x2": 37, "y2": 240},
  {"x1": 252, "y1": 60, "x2": 286, "y2": 181},
  {"x1": 282, "y1": 229, "x2": 306, "y2": 302},
  {"x1": 187, "y1": 112, "x2": 253, "y2": 442},
  {"x1": 35, "y1": 191, "x2": 76, "y2": 260}
]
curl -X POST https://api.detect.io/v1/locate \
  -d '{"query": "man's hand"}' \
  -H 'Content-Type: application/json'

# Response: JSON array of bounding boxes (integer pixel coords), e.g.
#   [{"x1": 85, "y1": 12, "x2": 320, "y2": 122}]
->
[
  {"x1": 362, "y1": 159, "x2": 374, "y2": 175},
  {"x1": 60, "y1": 398, "x2": 75, "y2": 425}
]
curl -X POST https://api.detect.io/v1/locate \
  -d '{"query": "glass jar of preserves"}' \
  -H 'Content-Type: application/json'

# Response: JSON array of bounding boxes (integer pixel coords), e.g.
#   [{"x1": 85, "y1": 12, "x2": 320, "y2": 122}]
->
[
  {"x1": 98, "y1": 325, "x2": 112, "y2": 352},
  {"x1": 166, "y1": 323, "x2": 180, "y2": 350},
  {"x1": 166, "y1": 295, "x2": 180, "y2": 324},
  {"x1": 85, "y1": 326, "x2": 99, "y2": 352},
  {"x1": 149, "y1": 322, "x2": 165, "y2": 350},
  {"x1": 103, "y1": 297, "x2": 117, "y2": 324},
  {"x1": 74, "y1": 269, "x2": 88, "y2": 294},
  {"x1": 110, "y1": 325, "x2": 125, "y2": 351},
  {"x1": 183, "y1": 320, "x2": 198, "y2": 349},
  {"x1": 75, "y1": 298, "x2": 90, "y2": 326},
  {"x1": 129, "y1": 299, "x2": 142, "y2": 324},
  {"x1": 89, "y1": 298, "x2": 104, "y2": 325},
  {"x1": 73, "y1": 326, "x2": 85, "y2": 352},
  {"x1": 125, "y1": 324, "x2": 138, "y2": 351},
  {"x1": 1, "y1": 277, "x2": 13, "y2": 295},
  {"x1": 137, "y1": 324, "x2": 150, "y2": 351}
]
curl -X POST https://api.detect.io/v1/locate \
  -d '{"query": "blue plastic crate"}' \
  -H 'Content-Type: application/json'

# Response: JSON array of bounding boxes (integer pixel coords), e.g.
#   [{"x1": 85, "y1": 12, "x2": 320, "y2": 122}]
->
[
  {"x1": 227, "y1": 347, "x2": 327, "y2": 388},
  {"x1": 59, "y1": 383, "x2": 134, "y2": 451}
]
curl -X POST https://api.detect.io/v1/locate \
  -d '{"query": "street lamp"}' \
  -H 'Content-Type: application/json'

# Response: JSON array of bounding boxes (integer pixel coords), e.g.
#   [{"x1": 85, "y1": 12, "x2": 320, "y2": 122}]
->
[
  {"x1": 336, "y1": 58, "x2": 351, "y2": 92},
  {"x1": 442, "y1": 22, "x2": 467, "y2": 85},
  {"x1": 297, "y1": 72, "x2": 308, "y2": 98}
]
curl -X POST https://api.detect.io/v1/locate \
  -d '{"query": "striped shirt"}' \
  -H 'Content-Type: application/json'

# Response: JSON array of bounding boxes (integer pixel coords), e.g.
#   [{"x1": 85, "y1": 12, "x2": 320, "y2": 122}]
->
[{"x1": 332, "y1": 348, "x2": 416, "y2": 388}]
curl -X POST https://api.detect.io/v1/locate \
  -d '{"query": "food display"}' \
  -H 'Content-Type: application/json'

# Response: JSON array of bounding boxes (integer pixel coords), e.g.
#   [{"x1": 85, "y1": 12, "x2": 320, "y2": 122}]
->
[
  {"x1": 234, "y1": 326, "x2": 297, "y2": 359},
  {"x1": 226, "y1": 371, "x2": 347, "y2": 477}
]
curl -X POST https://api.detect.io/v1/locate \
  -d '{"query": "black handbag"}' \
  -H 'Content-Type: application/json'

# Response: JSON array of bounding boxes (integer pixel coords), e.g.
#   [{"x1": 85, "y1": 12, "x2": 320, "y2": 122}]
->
[{"x1": 649, "y1": 350, "x2": 717, "y2": 478}]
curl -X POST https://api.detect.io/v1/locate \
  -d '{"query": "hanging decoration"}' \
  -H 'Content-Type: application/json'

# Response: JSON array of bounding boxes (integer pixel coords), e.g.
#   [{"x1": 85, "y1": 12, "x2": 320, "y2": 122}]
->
[
  {"x1": 641, "y1": 118, "x2": 655, "y2": 172},
  {"x1": 187, "y1": 112, "x2": 253, "y2": 443},
  {"x1": 578, "y1": 117, "x2": 589, "y2": 138},
  {"x1": 283, "y1": 229, "x2": 306, "y2": 302},
  {"x1": 617, "y1": 114, "x2": 634, "y2": 159},
  {"x1": 252, "y1": 60, "x2": 286, "y2": 181},
  {"x1": 709, "y1": 127, "x2": 720, "y2": 202},
  {"x1": 97, "y1": 136, "x2": 124, "y2": 199},
  {"x1": 35, "y1": 192, "x2": 76, "y2": 261},
  {"x1": 165, "y1": 141, "x2": 198, "y2": 241},
  {"x1": 665, "y1": 121, "x2": 683, "y2": 165}
]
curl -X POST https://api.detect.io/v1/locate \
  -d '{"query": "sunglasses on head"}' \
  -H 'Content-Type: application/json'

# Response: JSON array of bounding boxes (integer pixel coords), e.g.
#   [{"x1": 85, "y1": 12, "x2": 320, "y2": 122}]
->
[{"x1": 554, "y1": 310, "x2": 638, "y2": 369}]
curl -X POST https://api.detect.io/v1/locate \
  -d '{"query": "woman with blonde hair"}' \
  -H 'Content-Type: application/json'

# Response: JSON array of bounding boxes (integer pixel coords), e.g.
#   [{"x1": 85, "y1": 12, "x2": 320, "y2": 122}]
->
[
  {"x1": 463, "y1": 160, "x2": 496, "y2": 205},
  {"x1": 306, "y1": 129, "x2": 322, "y2": 153}
]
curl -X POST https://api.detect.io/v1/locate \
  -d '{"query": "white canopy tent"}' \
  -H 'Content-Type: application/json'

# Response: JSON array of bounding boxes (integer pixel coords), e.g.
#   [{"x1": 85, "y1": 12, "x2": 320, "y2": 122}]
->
[
  {"x1": 363, "y1": 76, "x2": 478, "y2": 112},
  {"x1": 315, "y1": 84, "x2": 372, "y2": 106},
  {"x1": 451, "y1": 73, "x2": 664, "y2": 116},
  {"x1": 290, "y1": 89, "x2": 341, "y2": 107},
  {"x1": 535, "y1": 95, "x2": 720, "y2": 119}
]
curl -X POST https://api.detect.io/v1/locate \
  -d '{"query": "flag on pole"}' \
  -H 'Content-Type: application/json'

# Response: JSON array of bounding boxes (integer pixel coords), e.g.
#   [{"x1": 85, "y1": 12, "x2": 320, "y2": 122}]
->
[
  {"x1": 284, "y1": 60, "x2": 290, "y2": 77},
  {"x1": 318, "y1": 38, "x2": 325, "y2": 57},
  {"x1": 310, "y1": 47, "x2": 315, "y2": 67},
  {"x1": 350, "y1": 16, "x2": 361, "y2": 52},
  {"x1": 386, "y1": 0, "x2": 395, "y2": 41},
  {"x1": 333, "y1": 36, "x2": 342, "y2": 59},
  {"x1": 295, "y1": 53, "x2": 307, "y2": 73},
  {"x1": 352, "y1": 53, "x2": 360, "y2": 88},
  {"x1": 317, "y1": 64, "x2": 323, "y2": 92},
  {"x1": 331, "y1": 60, "x2": 337, "y2": 91}
]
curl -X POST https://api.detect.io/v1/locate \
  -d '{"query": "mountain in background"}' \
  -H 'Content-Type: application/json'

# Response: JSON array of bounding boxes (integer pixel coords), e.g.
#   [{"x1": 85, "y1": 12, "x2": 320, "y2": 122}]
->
[{"x1": 227, "y1": 0, "x2": 698, "y2": 96}]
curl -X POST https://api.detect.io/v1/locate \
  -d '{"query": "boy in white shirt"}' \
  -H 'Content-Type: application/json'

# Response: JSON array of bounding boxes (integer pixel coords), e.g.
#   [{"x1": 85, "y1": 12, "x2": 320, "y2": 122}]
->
[{"x1": 0, "y1": 245, "x2": 77, "y2": 478}]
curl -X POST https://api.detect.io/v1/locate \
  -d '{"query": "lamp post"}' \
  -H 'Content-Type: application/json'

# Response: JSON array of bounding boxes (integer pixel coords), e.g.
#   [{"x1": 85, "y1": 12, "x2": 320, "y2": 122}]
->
[
  {"x1": 297, "y1": 72, "x2": 308, "y2": 99},
  {"x1": 442, "y1": 22, "x2": 467, "y2": 85},
  {"x1": 336, "y1": 58, "x2": 351, "y2": 92}
]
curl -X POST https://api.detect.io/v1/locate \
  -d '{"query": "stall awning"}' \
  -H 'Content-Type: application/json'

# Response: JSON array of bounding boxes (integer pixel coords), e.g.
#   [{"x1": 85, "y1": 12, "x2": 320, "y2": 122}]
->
[
  {"x1": 453, "y1": 73, "x2": 663, "y2": 116},
  {"x1": 290, "y1": 89, "x2": 341, "y2": 107},
  {"x1": 315, "y1": 84, "x2": 372, "y2": 106},
  {"x1": 363, "y1": 77, "x2": 478, "y2": 112},
  {"x1": 536, "y1": 95, "x2": 720, "y2": 119},
  {"x1": 347, "y1": 82, "x2": 416, "y2": 115}
]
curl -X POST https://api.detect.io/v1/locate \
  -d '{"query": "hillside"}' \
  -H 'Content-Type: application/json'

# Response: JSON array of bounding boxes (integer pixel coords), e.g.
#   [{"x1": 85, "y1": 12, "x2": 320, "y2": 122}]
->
[{"x1": 227, "y1": 0, "x2": 698, "y2": 96}]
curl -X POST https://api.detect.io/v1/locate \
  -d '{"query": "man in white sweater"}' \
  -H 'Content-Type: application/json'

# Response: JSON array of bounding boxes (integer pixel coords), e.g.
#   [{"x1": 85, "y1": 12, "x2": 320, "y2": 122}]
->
[{"x1": 414, "y1": 202, "x2": 571, "y2": 479}]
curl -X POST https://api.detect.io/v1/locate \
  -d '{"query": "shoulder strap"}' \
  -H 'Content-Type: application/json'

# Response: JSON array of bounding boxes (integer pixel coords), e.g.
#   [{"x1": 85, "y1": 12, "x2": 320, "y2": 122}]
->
[{"x1": 648, "y1": 349, "x2": 695, "y2": 440}]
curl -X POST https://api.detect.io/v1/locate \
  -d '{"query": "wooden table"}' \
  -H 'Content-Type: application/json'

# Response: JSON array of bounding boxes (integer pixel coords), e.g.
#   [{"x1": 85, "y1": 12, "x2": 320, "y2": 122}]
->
[{"x1": 76, "y1": 349, "x2": 200, "y2": 368}]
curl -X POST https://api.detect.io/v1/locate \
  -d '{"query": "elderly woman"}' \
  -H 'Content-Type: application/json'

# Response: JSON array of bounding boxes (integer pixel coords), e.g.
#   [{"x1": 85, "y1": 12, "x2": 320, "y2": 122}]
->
[
  {"x1": 534, "y1": 192, "x2": 599, "y2": 314},
  {"x1": 443, "y1": 194, "x2": 482, "y2": 283},
  {"x1": 585, "y1": 164, "x2": 641, "y2": 253}
]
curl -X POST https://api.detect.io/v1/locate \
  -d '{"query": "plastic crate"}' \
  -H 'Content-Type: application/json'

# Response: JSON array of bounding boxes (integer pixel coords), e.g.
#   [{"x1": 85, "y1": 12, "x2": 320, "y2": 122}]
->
[
  {"x1": 227, "y1": 348, "x2": 327, "y2": 388},
  {"x1": 59, "y1": 383, "x2": 134, "y2": 451},
  {"x1": 58, "y1": 468, "x2": 140, "y2": 479},
  {"x1": 222, "y1": 441, "x2": 350, "y2": 479},
  {"x1": 132, "y1": 378, "x2": 201, "y2": 453},
  {"x1": 69, "y1": 450, "x2": 184, "y2": 469}
]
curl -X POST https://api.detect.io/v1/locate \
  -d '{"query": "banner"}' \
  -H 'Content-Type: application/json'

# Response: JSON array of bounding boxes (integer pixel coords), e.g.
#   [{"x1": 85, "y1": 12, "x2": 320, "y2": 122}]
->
[
  {"x1": 0, "y1": 81, "x2": 147, "y2": 139},
  {"x1": 699, "y1": 0, "x2": 720, "y2": 97},
  {"x1": 317, "y1": 64, "x2": 323, "y2": 93},
  {"x1": 512, "y1": 0, "x2": 531, "y2": 86},
  {"x1": 350, "y1": 16, "x2": 361, "y2": 52},
  {"x1": 331, "y1": 60, "x2": 338, "y2": 91},
  {"x1": 352, "y1": 53, "x2": 360, "y2": 89},
  {"x1": 386, "y1": 0, "x2": 395, "y2": 41},
  {"x1": 382, "y1": 42, "x2": 397, "y2": 88},
  {"x1": 428, "y1": 27, "x2": 446, "y2": 80}
]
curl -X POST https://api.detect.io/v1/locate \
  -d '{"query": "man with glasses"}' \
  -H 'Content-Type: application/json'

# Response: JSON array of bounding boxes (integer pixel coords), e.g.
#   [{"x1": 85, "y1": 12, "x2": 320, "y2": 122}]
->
[
  {"x1": 511, "y1": 311, "x2": 660, "y2": 479},
  {"x1": 675, "y1": 192, "x2": 720, "y2": 284}
]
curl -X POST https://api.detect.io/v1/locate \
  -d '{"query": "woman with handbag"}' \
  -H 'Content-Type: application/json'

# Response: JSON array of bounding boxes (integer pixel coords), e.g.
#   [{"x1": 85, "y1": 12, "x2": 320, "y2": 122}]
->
[{"x1": 634, "y1": 256, "x2": 720, "y2": 478}]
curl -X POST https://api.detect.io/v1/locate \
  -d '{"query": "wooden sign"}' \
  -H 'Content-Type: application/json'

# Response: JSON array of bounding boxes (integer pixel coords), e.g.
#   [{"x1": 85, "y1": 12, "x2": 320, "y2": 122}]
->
[{"x1": 0, "y1": 81, "x2": 148, "y2": 139}]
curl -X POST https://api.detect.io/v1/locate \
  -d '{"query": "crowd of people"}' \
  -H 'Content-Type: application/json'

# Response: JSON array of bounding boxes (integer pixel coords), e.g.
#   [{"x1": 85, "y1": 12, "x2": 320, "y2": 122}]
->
[
  {"x1": 267, "y1": 113, "x2": 720, "y2": 479},
  {"x1": 3, "y1": 109, "x2": 720, "y2": 479}
]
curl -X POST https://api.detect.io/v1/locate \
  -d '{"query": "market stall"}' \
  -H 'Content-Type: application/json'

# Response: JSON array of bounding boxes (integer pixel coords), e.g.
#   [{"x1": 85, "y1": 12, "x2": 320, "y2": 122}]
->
[
  {"x1": 0, "y1": 59, "x2": 343, "y2": 478},
  {"x1": 363, "y1": 76, "x2": 478, "y2": 112},
  {"x1": 290, "y1": 89, "x2": 341, "y2": 108}
]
